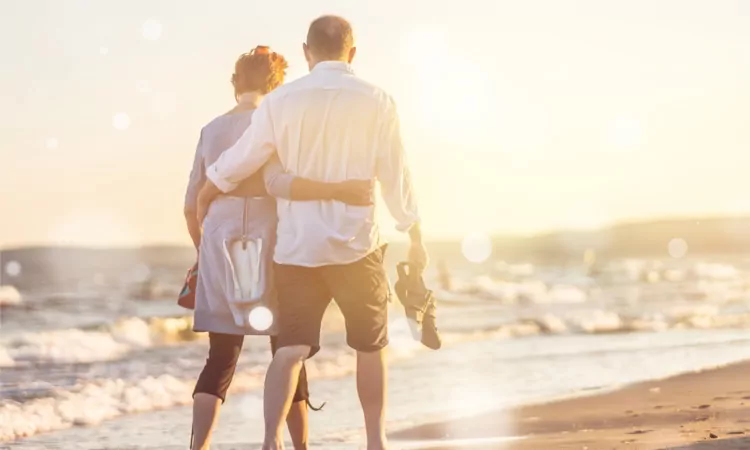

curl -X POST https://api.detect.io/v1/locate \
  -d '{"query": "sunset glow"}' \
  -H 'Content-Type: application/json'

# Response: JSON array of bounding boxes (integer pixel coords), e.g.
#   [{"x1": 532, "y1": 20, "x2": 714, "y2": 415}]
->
[{"x1": 1, "y1": 1, "x2": 749, "y2": 247}]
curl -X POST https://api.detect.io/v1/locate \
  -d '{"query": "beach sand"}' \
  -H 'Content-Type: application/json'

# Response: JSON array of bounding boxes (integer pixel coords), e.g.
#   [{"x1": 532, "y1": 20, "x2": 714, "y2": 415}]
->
[
  {"x1": 393, "y1": 361, "x2": 750, "y2": 449},
  {"x1": 10, "y1": 359, "x2": 750, "y2": 450}
]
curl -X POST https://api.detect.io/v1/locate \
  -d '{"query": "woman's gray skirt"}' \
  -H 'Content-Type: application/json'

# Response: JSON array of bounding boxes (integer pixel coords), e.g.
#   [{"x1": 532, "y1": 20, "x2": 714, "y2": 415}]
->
[{"x1": 193, "y1": 195, "x2": 278, "y2": 336}]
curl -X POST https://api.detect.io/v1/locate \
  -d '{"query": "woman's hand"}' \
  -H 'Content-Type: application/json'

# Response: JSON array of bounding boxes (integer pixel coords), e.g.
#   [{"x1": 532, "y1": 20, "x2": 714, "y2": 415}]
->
[
  {"x1": 332, "y1": 179, "x2": 374, "y2": 206},
  {"x1": 196, "y1": 181, "x2": 222, "y2": 225}
]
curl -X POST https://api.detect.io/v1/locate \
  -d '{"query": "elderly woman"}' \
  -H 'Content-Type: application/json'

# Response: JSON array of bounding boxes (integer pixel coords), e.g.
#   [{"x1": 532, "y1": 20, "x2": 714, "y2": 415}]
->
[{"x1": 184, "y1": 46, "x2": 370, "y2": 450}]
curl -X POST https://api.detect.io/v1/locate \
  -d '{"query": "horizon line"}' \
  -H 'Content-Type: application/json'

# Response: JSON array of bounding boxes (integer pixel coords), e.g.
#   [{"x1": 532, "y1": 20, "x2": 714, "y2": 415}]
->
[{"x1": 2, "y1": 213, "x2": 749, "y2": 252}]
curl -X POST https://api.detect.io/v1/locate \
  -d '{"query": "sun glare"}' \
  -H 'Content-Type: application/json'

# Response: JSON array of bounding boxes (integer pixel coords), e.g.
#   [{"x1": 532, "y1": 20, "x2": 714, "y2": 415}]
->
[
  {"x1": 141, "y1": 19, "x2": 163, "y2": 41},
  {"x1": 404, "y1": 30, "x2": 490, "y2": 142},
  {"x1": 248, "y1": 306, "x2": 274, "y2": 332},
  {"x1": 112, "y1": 112, "x2": 131, "y2": 131}
]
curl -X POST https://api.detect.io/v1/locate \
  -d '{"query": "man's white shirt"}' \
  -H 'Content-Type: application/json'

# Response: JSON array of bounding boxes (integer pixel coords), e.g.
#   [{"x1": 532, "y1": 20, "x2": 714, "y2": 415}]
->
[{"x1": 207, "y1": 61, "x2": 419, "y2": 267}]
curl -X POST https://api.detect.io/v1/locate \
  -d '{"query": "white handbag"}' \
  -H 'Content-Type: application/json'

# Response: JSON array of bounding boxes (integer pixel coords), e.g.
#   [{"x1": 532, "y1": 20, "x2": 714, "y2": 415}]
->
[{"x1": 221, "y1": 198, "x2": 276, "y2": 334}]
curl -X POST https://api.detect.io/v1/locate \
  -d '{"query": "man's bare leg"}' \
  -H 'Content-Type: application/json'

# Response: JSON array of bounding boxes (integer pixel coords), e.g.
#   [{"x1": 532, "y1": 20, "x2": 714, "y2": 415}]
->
[
  {"x1": 357, "y1": 349, "x2": 388, "y2": 450},
  {"x1": 263, "y1": 345, "x2": 310, "y2": 450},
  {"x1": 192, "y1": 390, "x2": 307, "y2": 450},
  {"x1": 191, "y1": 393, "x2": 222, "y2": 450},
  {"x1": 286, "y1": 400, "x2": 309, "y2": 450}
]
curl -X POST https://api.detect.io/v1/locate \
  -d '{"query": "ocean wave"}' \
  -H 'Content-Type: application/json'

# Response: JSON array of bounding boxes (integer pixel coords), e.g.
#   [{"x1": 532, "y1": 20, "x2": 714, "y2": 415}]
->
[
  {"x1": 87, "y1": 280, "x2": 750, "y2": 352},
  {"x1": 0, "y1": 316, "x2": 195, "y2": 368},
  {"x1": 4, "y1": 303, "x2": 750, "y2": 443},
  {"x1": 447, "y1": 276, "x2": 589, "y2": 304},
  {"x1": 4, "y1": 269, "x2": 749, "y2": 371},
  {"x1": 0, "y1": 337, "x2": 409, "y2": 442},
  {"x1": 526, "y1": 307, "x2": 750, "y2": 335},
  {"x1": 0, "y1": 316, "x2": 546, "y2": 443},
  {"x1": 444, "y1": 259, "x2": 750, "y2": 306},
  {"x1": 0, "y1": 313, "x2": 550, "y2": 443},
  {"x1": 493, "y1": 261, "x2": 535, "y2": 277},
  {"x1": 0, "y1": 374, "x2": 196, "y2": 441},
  {"x1": 692, "y1": 262, "x2": 740, "y2": 280}
]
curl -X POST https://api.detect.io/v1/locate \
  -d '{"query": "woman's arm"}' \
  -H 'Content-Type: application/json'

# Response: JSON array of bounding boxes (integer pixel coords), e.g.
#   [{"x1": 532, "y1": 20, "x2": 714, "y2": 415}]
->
[
  {"x1": 184, "y1": 131, "x2": 206, "y2": 250},
  {"x1": 184, "y1": 207, "x2": 202, "y2": 249},
  {"x1": 263, "y1": 155, "x2": 373, "y2": 205}
]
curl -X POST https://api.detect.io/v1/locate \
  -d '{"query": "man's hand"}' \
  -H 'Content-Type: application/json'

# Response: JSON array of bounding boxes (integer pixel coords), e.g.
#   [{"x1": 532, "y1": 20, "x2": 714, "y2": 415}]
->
[
  {"x1": 408, "y1": 240, "x2": 429, "y2": 272},
  {"x1": 332, "y1": 179, "x2": 374, "y2": 206},
  {"x1": 196, "y1": 181, "x2": 222, "y2": 225},
  {"x1": 196, "y1": 198, "x2": 209, "y2": 228},
  {"x1": 407, "y1": 222, "x2": 429, "y2": 272}
]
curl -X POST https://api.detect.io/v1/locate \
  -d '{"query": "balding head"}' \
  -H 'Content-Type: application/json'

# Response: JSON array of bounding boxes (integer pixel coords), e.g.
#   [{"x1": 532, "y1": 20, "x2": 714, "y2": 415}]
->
[{"x1": 304, "y1": 15, "x2": 356, "y2": 67}]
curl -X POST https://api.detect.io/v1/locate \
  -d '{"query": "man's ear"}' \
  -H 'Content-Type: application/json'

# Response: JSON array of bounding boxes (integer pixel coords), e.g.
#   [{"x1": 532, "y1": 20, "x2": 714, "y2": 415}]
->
[
  {"x1": 231, "y1": 74, "x2": 239, "y2": 102},
  {"x1": 348, "y1": 46, "x2": 357, "y2": 64},
  {"x1": 303, "y1": 42, "x2": 311, "y2": 62}
]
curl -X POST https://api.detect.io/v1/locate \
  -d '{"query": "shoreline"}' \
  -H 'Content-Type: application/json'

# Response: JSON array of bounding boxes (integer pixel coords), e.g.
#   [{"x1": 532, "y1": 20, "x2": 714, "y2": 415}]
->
[
  {"x1": 390, "y1": 360, "x2": 750, "y2": 449},
  {"x1": 8, "y1": 332, "x2": 750, "y2": 449}
]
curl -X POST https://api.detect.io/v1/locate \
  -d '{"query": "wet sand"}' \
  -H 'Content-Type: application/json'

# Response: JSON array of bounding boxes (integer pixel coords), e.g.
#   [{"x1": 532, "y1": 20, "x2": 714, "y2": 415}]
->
[{"x1": 391, "y1": 361, "x2": 750, "y2": 449}]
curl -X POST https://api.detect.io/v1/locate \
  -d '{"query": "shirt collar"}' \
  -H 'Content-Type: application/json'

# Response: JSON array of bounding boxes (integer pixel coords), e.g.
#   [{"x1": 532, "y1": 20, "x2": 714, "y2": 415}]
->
[{"x1": 311, "y1": 61, "x2": 354, "y2": 74}]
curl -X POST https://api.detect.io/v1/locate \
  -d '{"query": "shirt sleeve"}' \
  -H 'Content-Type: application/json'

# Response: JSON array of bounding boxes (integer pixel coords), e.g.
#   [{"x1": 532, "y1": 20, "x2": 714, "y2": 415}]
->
[
  {"x1": 376, "y1": 97, "x2": 421, "y2": 232},
  {"x1": 262, "y1": 154, "x2": 293, "y2": 199},
  {"x1": 206, "y1": 98, "x2": 277, "y2": 193},
  {"x1": 184, "y1": 130, "x2": 205, "y2": 211}
]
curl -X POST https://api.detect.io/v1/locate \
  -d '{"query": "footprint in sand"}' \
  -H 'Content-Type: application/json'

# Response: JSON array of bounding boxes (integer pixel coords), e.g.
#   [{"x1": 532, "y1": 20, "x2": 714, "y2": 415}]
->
[
  {"x1": 627, "y1": 430, "x2": 653, "y2": 435},
  {"x1": 695, "y1": 404, "x2": 711, "y2": 409},
  {"x1": 726, "y1": 431, "x2": 745, "y2": 435}
]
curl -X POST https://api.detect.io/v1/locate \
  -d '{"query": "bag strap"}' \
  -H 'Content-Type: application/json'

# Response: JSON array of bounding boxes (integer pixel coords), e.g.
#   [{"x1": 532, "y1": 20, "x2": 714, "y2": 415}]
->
[{"x1": 241, "y1": 197, "x2": 249, "y2": 249}]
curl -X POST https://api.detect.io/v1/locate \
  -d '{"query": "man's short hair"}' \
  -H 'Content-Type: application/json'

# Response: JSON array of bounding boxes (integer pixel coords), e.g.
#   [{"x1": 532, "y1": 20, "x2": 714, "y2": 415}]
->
[{"x1": 306, "y1": 15, "x2": 354, "y2": 60}]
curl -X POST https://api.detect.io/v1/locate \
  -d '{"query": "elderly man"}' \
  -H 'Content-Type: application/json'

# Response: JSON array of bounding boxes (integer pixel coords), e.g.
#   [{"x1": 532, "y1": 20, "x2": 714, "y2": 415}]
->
[{"x1": 197, "y1": 15, "x2": 426, "y2": 450}]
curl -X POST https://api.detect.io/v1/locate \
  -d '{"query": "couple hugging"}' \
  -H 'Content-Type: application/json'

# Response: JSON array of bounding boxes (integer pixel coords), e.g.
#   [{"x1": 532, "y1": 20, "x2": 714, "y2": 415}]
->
[{"x1": 183, "y1": 15, "x2": 428, "y2": 450}]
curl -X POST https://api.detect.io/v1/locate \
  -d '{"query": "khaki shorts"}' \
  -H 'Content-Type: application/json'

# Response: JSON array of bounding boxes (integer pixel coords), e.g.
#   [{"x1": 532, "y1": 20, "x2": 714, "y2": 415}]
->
[{"x1": 273, "y1": 246, "x2": 390, "y2": 357}]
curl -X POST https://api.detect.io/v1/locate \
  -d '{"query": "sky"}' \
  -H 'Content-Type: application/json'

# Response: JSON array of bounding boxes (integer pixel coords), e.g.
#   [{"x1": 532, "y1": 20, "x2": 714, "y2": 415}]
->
[{"x1": 1, "y1": 0, "x2": 749, "y2": 247}]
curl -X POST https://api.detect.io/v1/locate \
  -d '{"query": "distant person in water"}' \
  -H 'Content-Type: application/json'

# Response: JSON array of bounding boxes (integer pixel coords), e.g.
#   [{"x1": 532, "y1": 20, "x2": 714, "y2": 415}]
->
[{"x1": 183, "y1": 46, "x2": 372, "y2": 450}]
